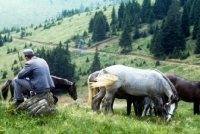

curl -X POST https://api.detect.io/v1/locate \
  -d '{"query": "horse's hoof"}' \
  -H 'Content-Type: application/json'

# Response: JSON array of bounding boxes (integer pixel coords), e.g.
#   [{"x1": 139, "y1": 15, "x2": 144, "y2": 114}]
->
[
  {"x1": 93, "y1": 111, "x2": 97, "y2": 114},
  {"x1": 108, "y1": 113, "x2": 113, "y2": 116},
  {"x1": 101, "y1": 112, "x2": 106, "y2": 115}
]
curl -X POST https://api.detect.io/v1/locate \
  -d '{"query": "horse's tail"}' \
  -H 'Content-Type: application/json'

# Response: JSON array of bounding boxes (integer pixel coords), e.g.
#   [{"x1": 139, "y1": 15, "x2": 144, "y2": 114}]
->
[
  {"x1": 1, "y1": 80, "x2": 11, "y2": 100},
  {"x1": 90, "y1": 73, "x2": 118, "y2": 88},
  {"x1": 87, "y1": 72, "x2": 100, "y2": 106},
  {"x1": 153, "y1": 69, "x2": 178, "y2": 101},
  {"x1": 87, "y1": 80, "x2": 93, "y2": 106}
]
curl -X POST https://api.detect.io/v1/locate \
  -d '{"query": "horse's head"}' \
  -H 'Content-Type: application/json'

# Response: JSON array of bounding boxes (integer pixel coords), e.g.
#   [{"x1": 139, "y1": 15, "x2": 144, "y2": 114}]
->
[
  {"x1": 1, "y1": 80, "x2": 12, "y2": 100},
  {"x1": 162, "y1": 95, "x2": 180, "y2": 122},
  {"x1": 68, "y1": 82, "x2": 77, "y2": 100}
]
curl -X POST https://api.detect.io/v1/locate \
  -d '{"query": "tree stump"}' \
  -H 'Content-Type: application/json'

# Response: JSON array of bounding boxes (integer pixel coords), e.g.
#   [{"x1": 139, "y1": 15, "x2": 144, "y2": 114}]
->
[{"x1": 16, "y1": 92, "x2": 58, "y2": 116}]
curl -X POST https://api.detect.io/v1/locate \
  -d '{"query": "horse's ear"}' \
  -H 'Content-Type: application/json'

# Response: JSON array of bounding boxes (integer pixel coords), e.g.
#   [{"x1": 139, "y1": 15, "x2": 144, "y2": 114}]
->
[
  {"x1": 176, "y1": 96, "x2": 180, "y2": 101},
  {"x1": 170, "y1": 95, "x2": 173, "y2": 100},
  {"x1": 103, "y1": 69, "x2": 108, "y2": 73},
  {"x1": 170, "y1": 94, "x2": 180, "y2": 103}
]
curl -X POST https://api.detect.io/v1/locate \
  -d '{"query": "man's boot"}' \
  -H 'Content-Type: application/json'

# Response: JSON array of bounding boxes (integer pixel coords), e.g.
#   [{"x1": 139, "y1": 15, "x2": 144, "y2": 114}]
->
[{"x1": 11, "y1": 99, "x2": 24, "y2": 107}]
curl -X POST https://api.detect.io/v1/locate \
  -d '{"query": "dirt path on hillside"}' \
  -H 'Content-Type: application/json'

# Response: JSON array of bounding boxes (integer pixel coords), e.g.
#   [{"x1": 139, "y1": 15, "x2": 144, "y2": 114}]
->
[
  {"x1": 87, "y1": 38, "x2": 119, "y2": 52},
  {"x1": 13, "y1": 36, "x2": 200, "y2": 68}
]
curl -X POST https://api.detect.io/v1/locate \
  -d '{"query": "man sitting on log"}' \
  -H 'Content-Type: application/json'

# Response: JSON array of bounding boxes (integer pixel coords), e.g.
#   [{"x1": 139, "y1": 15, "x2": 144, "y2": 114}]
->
[{"x1": 12, "y1": 49, "x2": 55, "y2": 106}]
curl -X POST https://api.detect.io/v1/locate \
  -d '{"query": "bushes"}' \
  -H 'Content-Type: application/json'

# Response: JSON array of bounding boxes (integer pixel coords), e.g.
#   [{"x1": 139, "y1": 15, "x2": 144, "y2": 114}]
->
[{"x1": 168, "y1": 51, "x2": 190, "y2": 60}]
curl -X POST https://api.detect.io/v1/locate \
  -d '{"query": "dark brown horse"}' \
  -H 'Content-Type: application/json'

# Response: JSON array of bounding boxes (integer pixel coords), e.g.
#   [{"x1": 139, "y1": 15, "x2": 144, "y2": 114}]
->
[
  {"x1": 1, "y1": 75, "x2": 77, "y2": 104},
  {"x1": 166, "y1": 73, "x2": 200, "y2": 114}
]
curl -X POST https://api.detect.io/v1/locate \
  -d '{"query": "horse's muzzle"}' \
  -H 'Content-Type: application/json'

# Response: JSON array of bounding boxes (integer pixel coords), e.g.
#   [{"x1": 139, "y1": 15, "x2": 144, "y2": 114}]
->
[{"x1": 166, "y1": 116, "x2": 172, "y2": 122}]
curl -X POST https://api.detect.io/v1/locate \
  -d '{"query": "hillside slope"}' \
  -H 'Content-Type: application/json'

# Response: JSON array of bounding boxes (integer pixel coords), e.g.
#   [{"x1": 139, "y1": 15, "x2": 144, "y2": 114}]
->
[{"x1": 0, "y1": 0, "x2": 118, "y2": 30}]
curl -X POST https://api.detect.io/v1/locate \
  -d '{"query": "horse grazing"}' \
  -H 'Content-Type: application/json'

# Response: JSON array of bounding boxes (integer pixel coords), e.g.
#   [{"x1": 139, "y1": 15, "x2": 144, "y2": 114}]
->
[
  {"x1": 166, "y1": 73, "x2": 200, "y2": 114},
  {"x1": 88, "y1": 71, "x2": 151, "y2": 116},
  {"x1": 1, "y1": 75, "x2": 77, "y2": 104},
  {"x1": 90, "y1": 65, "x2": 179, "y2": 121}
]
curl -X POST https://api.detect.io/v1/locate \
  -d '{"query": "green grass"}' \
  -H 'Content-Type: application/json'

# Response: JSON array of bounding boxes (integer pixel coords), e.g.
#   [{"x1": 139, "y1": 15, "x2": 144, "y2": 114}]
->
[{"x1": 0, "y1": 100, "x2": 199, "y2": 134}]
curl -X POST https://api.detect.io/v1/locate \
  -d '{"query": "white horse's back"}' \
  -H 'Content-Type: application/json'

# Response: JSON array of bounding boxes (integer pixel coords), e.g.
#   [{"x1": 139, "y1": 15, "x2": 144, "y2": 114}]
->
[{"x1": 96, "y1": 65, "x2": 171, "y2": 97}]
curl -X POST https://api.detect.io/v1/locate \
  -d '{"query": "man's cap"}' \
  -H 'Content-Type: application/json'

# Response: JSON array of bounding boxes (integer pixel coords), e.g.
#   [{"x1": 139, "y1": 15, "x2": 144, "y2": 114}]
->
[{"x1": 23, "y1": 49, "x2": 35, "y2": 56}]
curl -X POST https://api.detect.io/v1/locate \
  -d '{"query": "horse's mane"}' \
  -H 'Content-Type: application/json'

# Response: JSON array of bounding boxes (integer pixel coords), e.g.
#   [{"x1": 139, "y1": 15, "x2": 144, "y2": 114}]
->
[
  {"x1": 152, "y1": 70, "x2": 178, "y2": 98},
  {"x1": 51, "y1": 75, "x2": 73, "y2": 88}
]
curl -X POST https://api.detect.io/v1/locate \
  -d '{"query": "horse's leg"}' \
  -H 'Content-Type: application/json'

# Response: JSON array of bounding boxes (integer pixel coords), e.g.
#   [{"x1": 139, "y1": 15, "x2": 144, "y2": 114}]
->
[
  {"x1": 151, "y1": 96, "x2": 163, "y2": 117},
  {"x1": 153, "y1": 105, "x2": 158, "y2": 116},
  {"x1": 101, "y1": 97, "x2": 107, "y2": 115},
  {"x1": 133, "y1": 100, "x2": 139, "y2": 116},
  {"x1": 53, "y1": 95, "x2": 58, "y2": 104},
  {"x1": 193, "y1": 101, "x2": 199, "y2": 114},
  {"x1": 133, "y1": 97, "x2": 143, "y2": 116},
  {"x1": 141, "y1": 98, "x2": 147, "y2": 117},
  {"x1": 95, "y1": 88, "x2": 102, "y2": 110},
  {"x1": 92, "y1": 94, "x2": 102, "y2": 111},
  {"x1": 127, "y1": 98, "x2": 132, "y2": 115},
  {"x1": 111, "y1": 97, "x2": 115, "y2": 113},
  {"x1": 142, "y1": 97, "x2": 152, "y2": 116},
  {"x1": 103, "y1": 89, "x2": 117, "y2": 116},
  {"x1": 135, "y1": 97, "x2": 145, "y2": 116},
  {"x1": 92, "y1": 87, "x2": 106, "y2": 112},
  {"x1": 9, "y1": 85, "x2": 15, "y2": 102},
  {"x1": 198, "y1": 101, "x2": 200, "y2": 114},
  {"x1": 96, "y1": 98, "x2": 102, "y2": 110}
]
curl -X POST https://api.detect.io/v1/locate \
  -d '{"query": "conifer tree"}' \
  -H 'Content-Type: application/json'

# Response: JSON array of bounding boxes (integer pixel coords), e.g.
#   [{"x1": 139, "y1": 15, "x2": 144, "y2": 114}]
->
[
  {"x1": 153, "y1": 0, "x2": 166, "y2": 19},
  {"x1": 9, "y1": 36, "x2": 13, "y2": 42},
  {"x1": 110, "y1": 6, "x2": 118, "y2": 26},
  {"x1": 110, "y1": 6, "x2": 118, "y2": 35},
  {"x1": 91, "y1": 11, "x2": 109, "y2": 42},
  {"x1": 181, "y1": 3, "x2": 190, "y2": 37},
  {"x1": 194, "y1": 21, "x2": 200, "y2": 54},
  {"x1": 90, "y1": 47, "x2": 101, "y2": 73},
  {"x1": 0, "y1": 39, "x2": 3, "y2": 47},
  {"x1": 192, "y1": 0, "x2": 200, "y2": 39},
  {"x1": 36, "y1": 43, "x2": 75, "y2": 81},
  {"x1": 150, "y1": 30, "x2": 164, "y2": 57},
  {"x1": 118, "y1": 2, "x2": 125, "y2": 21},
  {"x1": 2, "y1": 71, "x2": 7, "y2": 79},
  {"x1": 133, "y1": 25, "x2": 140, "y2": 39},
  {"x1": 140, "y1": 0, "x2": 151, "y2": 23},
  {"x1": 149, "y1": 24, "x2": 155, "y2": 34},
  {"x1": 153, "y1": 0, "x2": 172, "y2": 20},
  {"x1": 86, "y1": 57, "x2": 90, "y2": 63},
  {"x1": 180, "y1": 0, "x2": 186, "y2": 6},
  {"x1": 88, "y1": 18, "x2": 94, "y2": 33},
  {"x1": 3, "y1": 35, "x2": 7, "y2": 42},
  {"x1": 119, "y1": 16, "x2": 132, "y2": 53},
  {"x1": 148, "y1": 10, "x2": 156, "y2": 24},
  {"x1": 7, "y1": 48, "x2": 10, "y2": 54},
  {"x1": 161, "y1": 0, "x2": 185, "y2": 55},
  {"x1": 189, "y1": 0, "x2": 197, "y2": 26},
  {"x1": 150, "y1": 0, "x2": 185, "y2": 57}
]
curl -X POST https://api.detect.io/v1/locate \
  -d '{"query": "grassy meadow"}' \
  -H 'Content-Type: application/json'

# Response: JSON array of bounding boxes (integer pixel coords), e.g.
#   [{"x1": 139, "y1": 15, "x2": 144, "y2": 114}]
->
[
  {"x1": 1, "y1": 3, "x2": 200, "y2": 134},
  {"x1": 0, "y1": 100, "x2": 199, "y2": 134}
]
